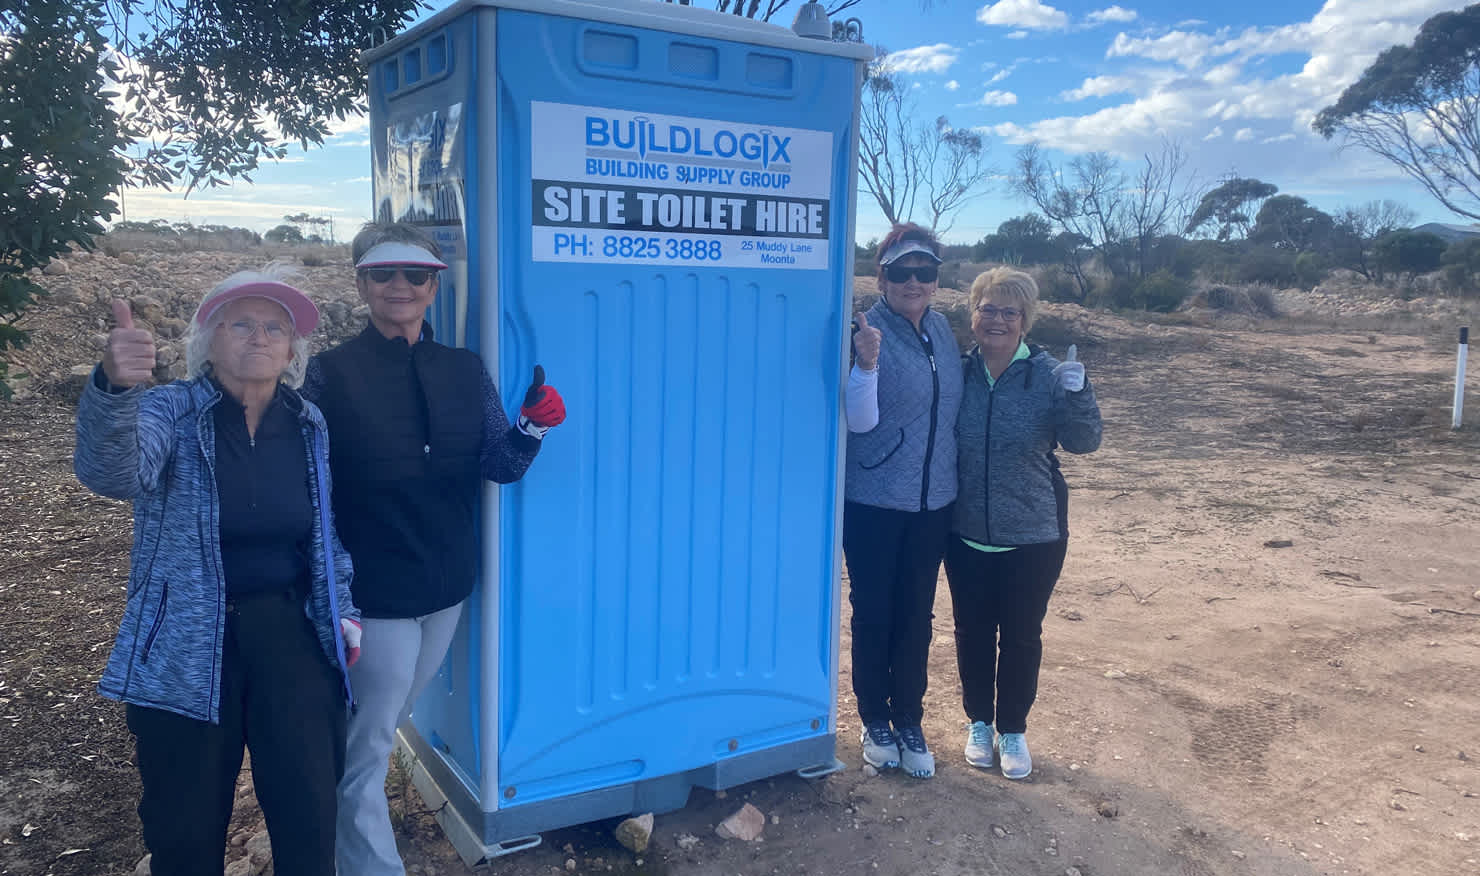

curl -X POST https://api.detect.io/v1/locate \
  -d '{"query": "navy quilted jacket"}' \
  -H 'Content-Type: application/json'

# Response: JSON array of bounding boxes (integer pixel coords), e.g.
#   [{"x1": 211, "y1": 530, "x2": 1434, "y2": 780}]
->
[{"x1": 74, "y1": 370, "x2": 359, "y2": 724}]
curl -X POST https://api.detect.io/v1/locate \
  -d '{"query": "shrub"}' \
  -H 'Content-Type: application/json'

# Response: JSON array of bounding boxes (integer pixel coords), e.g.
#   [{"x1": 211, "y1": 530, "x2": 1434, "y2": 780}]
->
[
  {"x1": 1374, "y1": 230, "x2": 1446, "y2": 278},
  {"x1": 1439, "y1": 237, "x2": 1480, "y2": 294},
  {"x1": 301, "y1": 252, "x2": 328, "y2": 267},
  {"x1": 1235, "y1": 247, "x2": 1298, "y2": 286},
  {"x1": 1033, "y1": 264, "x2": 1084, "y2": 303},
  {"x1": 1134, "y1": 270, "x2": 1193, "y2": 312},
  {"x1": 1294, "y1": 252, "x2": 1329, "y2": 289}
]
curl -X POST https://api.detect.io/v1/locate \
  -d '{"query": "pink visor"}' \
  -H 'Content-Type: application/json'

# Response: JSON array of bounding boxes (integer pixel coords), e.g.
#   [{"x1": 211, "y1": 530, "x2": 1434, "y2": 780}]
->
[{"x1": 196, "y1": 281, "x2": 320, "y2": 334}]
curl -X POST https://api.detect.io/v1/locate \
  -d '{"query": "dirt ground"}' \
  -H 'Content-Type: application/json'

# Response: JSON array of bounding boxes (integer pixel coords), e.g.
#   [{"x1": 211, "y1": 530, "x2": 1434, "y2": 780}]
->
[{"x1": 2, "y1": 268, "x2": 1479, "y2": 876}]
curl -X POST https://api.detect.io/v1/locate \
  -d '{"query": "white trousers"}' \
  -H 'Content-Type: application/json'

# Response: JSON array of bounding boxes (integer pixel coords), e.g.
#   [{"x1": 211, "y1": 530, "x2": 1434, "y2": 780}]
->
[{"x1": 334, "y1": 602, "x2": 462, "y2": 876}]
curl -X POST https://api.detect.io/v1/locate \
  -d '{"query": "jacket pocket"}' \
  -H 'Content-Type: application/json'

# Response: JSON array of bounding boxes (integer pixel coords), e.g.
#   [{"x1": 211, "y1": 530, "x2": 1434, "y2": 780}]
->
[
  {"x1": 859, "y1": 428, "x2": 905, "y2": 471},
  {"x1": 139, "y1": 581, "x2": 169, "y2": 663}
]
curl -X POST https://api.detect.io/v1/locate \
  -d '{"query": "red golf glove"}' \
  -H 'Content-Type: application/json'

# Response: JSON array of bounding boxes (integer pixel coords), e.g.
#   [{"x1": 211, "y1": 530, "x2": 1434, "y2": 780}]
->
[
  {"x1": 519, "y1": 365, "x2": 566, "y2": 435},
  {"x1": 340, "y1": 618, "x2": 362, "y2": 668}
]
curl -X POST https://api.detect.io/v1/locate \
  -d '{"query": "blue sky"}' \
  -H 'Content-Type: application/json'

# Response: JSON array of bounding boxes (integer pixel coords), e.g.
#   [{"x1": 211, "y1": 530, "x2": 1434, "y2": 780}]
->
[{"x1": 121, "y1": 0, "x2": 1472, "y2": 245}]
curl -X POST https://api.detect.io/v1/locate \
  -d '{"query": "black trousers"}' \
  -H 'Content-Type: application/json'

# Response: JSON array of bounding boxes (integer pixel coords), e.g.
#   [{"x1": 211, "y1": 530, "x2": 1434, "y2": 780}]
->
[
  {"x1": 127, "y1": 589, "x2": 346, "y2": 876},
  {"x1": 842, "y1": 500, "x2": 953, "y2": 728},
  {"x1": 943, "y1": 538, "x2": 1067, "y2": 734}
]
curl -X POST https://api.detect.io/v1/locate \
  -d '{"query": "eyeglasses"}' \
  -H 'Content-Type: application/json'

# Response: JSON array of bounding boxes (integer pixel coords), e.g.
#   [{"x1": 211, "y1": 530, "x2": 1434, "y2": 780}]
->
[
  {"x1": 361, "y1": 267, "x2": 435, "y2": 286},
  {"x1": 885, "y1": 264, "x2": 939, "y2": 284},
  {"x1": 975, "y1": 305, "x2": 1023, "y2": 322},
  {"x1": 224, "y1": 319, "x2": 291, "y2": 340}
]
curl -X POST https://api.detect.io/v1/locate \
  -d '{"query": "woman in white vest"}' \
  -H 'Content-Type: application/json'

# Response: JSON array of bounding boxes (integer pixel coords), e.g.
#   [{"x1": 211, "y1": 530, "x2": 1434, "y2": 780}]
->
[{"x1": 842, "y1": 223, "x2": 963, "y2": 779}]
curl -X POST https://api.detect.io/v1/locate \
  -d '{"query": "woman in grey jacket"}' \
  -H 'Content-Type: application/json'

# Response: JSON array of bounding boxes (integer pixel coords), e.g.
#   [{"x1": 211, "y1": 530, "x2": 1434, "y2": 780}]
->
[
  {"x1": 74, "y1": 266, "x2": 359, "y2": 876},
  {"x1": 844, "y1": 223, "x2": 962, "y2": 778},
  {"x1": 946, "y1": 267, "x2": 1101, "y2": 780}
]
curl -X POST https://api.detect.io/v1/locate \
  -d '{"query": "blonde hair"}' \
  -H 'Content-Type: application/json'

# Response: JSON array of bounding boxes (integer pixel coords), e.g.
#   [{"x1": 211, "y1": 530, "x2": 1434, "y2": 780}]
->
[
  {"x1": 185, "y1": 261, "x2": 312, "y2": 388},
  {"x1": 967, "y1": 267, "x2": 1040, "y2": 334}
]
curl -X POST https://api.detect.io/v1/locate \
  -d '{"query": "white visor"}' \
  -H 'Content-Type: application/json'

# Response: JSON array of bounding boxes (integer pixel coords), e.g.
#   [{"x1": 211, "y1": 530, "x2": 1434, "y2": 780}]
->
[
  {"x1": 878, "y1": 240, "x2": 942, "y2": 265},
  {"x1": 355, "y1": 241, "x2": 449, "y2": 270}
]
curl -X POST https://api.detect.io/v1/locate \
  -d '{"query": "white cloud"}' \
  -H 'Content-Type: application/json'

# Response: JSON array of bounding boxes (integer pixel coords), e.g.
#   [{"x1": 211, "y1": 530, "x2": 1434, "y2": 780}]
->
[
  {"x1": 1087, "y1": 5, "x2": 1138, "y2": 25},
  {"x1": 946, "y1": 80, "x2": 961, "y2": 91},
  {"x1": 1106, "y1": 29, "x2": 1223, "y2": 68},
  {"x1": 1059, "y1": 74, "x2": 1138, "y2": 101},
  {"x1": 977, "y1": 0, "x2": 1068, "y2": 30},
  {"x1": 1007, "y1": 30, "x2": 1030, "y2": 39},
  {"x1": 1234, "y1": 128, "x2": 1256, "y2": 141},
  {"x1": 988, "y1": 67, "x2": 1014, "y2": 84},
  {"x1": 878, "y1": 43, "x2": 960, "y2": 74},
  {"x1": 1262, "y1": 133, "x2": 1298, "y2": 144},
  {"x1": 979, "y1": 90, "x2": 1020, "y2": 106},
  {"x1": 1203, "y1": 126, "x2": 1224, "y2": 141}
]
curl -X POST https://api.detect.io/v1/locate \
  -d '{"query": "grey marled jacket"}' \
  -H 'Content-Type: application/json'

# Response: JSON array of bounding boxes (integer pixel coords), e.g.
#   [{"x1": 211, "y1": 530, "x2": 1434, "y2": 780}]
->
[
  {"x1": 953, "y1": 346, "x2": 1101, "y2": 545},
  {"x1": 844, "y1": 299, "x2": 962, "y2": 512},
  {"x1": 74, "y1": 371, "x2": 358, "y2": 723}
]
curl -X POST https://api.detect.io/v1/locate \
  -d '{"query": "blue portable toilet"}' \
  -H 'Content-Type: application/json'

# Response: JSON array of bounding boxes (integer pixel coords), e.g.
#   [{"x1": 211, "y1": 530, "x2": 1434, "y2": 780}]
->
[{"x1": 362, "y1": 0, "x2": 872, "y2": 862}]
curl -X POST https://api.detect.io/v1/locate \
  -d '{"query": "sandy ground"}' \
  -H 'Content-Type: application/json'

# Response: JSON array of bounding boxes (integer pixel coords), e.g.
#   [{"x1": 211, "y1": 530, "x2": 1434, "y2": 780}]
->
[{"x1": 2, "y1": 275, "x2": 1478, "y2": 876}]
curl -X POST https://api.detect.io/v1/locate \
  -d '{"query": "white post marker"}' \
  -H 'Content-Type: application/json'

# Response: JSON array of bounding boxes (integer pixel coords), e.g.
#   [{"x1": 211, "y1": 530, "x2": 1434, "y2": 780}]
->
[{"x1": 1455, "y1": 326, "x2": 1470, "y2": 430}]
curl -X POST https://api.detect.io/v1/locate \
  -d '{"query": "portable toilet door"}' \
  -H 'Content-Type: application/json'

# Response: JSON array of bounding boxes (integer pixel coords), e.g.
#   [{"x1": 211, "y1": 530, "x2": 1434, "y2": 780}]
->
[{"x1": 363, "y1": 0, "x2": 872, "y2": 862}]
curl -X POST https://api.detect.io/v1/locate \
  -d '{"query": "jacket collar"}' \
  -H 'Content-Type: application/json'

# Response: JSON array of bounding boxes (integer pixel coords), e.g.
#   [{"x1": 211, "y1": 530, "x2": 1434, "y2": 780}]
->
[
  {"x1": 360, "y1": 319, "x2": 436, "y2": 351},
  {"x1": 191, "y1": 373, "x2": 318, "y2": 426}
]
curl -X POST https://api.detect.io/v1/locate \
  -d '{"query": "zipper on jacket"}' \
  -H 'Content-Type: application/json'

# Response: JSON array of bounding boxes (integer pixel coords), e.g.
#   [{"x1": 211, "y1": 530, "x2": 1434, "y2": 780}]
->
[
  {"x1": 139, "y1": 581, "x2": 170, "y2": 662},
  {"x1": 983, "y1": 361, "x2": 995, "y2": 545},
  {"x1": 918, "y1": 329, "x2": 939, "y2": 511}
]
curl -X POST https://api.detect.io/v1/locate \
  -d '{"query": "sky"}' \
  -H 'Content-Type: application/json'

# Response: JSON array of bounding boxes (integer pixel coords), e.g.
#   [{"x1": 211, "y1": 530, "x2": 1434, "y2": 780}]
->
[{"x1": 118, "y1": 0, "x2": 1474, "y2": 246}]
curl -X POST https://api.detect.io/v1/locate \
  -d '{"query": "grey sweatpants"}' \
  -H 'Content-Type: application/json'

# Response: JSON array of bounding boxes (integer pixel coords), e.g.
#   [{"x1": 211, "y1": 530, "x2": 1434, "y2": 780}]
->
[{"x1": 334, "y1": 602, "x2": 462, "y2": 876}]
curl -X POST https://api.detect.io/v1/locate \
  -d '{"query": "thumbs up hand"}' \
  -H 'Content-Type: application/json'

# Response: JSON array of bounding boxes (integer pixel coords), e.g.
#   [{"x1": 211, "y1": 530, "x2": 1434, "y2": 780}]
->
[
  {"x1": 518, "y1": 364, "x2": 566, "y2": 438},
  {"x1": 1053, "y1": 343, "x2": 1085, "y2": 393},
  {"x1": 852, "y1": 311, "x2": 882, "y2": 371},
  {"x1": 102, "y1": 299, "x2": 157, "y2": 388}
]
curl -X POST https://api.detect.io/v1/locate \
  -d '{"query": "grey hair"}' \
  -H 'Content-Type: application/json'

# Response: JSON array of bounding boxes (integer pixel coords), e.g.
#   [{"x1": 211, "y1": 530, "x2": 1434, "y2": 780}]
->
[
  {"x1": 968, "y1": 267, "x2": 1041, "y2": 334},
  {"x1": 184, "y1": 261, "x2": 312, "y2": 388},
  {"x1": 351, "y1": 221, "x2": 441, "y2": 264}
]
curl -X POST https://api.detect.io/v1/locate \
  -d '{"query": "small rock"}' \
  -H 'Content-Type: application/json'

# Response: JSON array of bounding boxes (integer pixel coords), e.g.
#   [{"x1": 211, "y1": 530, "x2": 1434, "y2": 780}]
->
[
  {"x1": 117, "y1": 251, "x2": 140, "y2": 265},
  {"x1": 1390, "y1": 799, "x2": 1408, "y2": 811},
  {"x1": 134, "y1": 854, "x2": 152, "y2": 876},
  {"x1": 245, "y1": 831, "x2": 272, "y2": 867},
  {"x1": 675, "y1": 833, "x2": 700, "y2": 851},
  {"x1": 1231, "y1": 850, "x2": 1246, "y2": 860},
  {"x1": 714, "y1": 789, "x2": 727, "y2": 800},
  {"x1": 565, "y1": 859, "x2": 577, "y2": 871},
  {"x1": 715, "y1": 803, "x2": 765, "y2": 841},
  {"x1": 1104, "y1": 669, "x2": 1126, "y2": 679},
  {"x1": 1096, "y1": 801, "x2": 1119, "y2": 818},
  {"x1": 43, "y1": 259, "x2": 69, "y2": 276},
  {"x1": 1414, "y1": 745, "x2": 1425, "y2": 753},
  {"x1": 862, "y1": 764, "x2": 878, "y2": 778},
  {"x1": 223, "y1": 858, "x2": 254, "y2": 876},
  {"x1": 770, "y1": 814, "x2": 780, "y2": 825},
  {"x1": 1263, "y1": 539, "x2": 1294, "y2": 549},
  {"x1": 1066, "y1": 868, "x2": 1083, "y2": 876},
  {"x1": 1472, "y1": 588, "x2": 1480, "y2": 601},
  {"x1": 614, "y1": 812, "x2": 653, "y2": 854},
  {"x1": 992, "y1": 825, "x2": 1008, "y2": 838},
  {"x1": 69, "y1": 364, "x2": 95, "y2": 377}
]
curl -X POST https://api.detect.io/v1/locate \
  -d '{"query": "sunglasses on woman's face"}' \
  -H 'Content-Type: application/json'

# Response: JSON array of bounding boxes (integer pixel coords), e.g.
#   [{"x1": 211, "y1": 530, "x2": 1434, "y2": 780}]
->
[
  {"x1": 361, "y1": 267, "x2": 435, "y2": 286},
  {"x1": 885, "y1": 264, "x2": 939, "y2": 284}
]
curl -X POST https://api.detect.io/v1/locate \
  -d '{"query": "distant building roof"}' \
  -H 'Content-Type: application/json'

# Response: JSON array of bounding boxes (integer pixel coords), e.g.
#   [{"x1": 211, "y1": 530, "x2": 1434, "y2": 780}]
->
[{"x1": 1413, "y1": 222, "x2": 1480, "y2": 242}]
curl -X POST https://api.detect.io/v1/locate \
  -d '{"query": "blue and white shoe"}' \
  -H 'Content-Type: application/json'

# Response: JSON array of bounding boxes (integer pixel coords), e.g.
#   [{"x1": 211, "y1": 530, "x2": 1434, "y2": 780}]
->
[
  {"x1": 860, "y1": 721, "x2": 901, "y2": 769},
  {"x1": 995, "y1": 731, "x2": 1032, "y2": 779},
  {"x1": 896, "y1": 725, "x2": 935, "y2": 778},
  {"x1": 964, "y1": 721, "x2": 995, "y2": 769}
]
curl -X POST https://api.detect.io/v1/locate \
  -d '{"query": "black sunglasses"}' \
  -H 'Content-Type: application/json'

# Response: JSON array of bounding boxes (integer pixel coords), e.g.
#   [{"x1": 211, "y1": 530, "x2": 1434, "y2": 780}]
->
[
  {"x1": 885, "y1": 264, "x2": 939, "y2": 284},
  {"x1": 361, "y1": 266, "x2": 435, "y2": 286}
]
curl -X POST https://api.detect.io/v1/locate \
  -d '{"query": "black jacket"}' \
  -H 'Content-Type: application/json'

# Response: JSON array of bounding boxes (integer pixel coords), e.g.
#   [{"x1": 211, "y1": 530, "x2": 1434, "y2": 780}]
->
[{"x1": 304, "y1": 322, "x2": 539, "y2": 617}]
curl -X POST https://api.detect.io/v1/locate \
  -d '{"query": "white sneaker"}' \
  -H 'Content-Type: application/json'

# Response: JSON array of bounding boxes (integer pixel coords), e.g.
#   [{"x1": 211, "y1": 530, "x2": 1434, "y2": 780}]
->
[
  {"x1": 860, "y1": 722, "x2": 900, "y2": 769},
  {"x1": 964, "y1": 721, "x2": 994, "y2": 769},
  {"x1": 896, "y1": 725, "x2": 935, "y2": 779},
  {"x1": 995, "y1": 731, "x2": 1032, "y2": 779}
]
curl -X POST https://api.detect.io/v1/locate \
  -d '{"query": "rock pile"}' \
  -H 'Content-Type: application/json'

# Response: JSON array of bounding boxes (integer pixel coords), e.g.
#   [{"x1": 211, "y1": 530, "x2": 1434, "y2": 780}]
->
[{"x1": 7, "y1": 247, "x2": 365, "y2": 398}]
